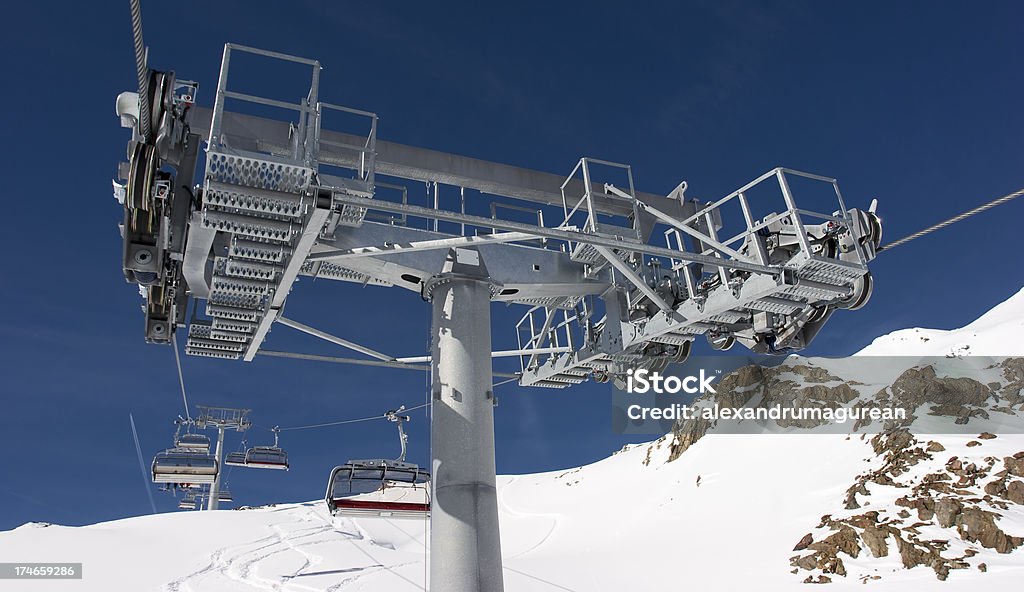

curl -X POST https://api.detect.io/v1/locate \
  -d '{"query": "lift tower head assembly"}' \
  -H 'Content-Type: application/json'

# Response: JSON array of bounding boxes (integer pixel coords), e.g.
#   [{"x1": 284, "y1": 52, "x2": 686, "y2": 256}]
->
[{"x1": 111, "y1": 43, "x2": 881, "y2": 592}]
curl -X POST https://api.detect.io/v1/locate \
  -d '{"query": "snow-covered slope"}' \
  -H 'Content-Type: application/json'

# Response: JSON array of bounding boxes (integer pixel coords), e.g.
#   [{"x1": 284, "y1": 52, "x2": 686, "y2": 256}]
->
[
  {"x1": 4, "y1": 433, "x2": 1021, "y2": 591},
  {"x1": 857, "y1": 287, "x2": 1024, "y2": 356},
  {"x1": 2, "y1": 288, "x2": 1023, "y2": 591}
]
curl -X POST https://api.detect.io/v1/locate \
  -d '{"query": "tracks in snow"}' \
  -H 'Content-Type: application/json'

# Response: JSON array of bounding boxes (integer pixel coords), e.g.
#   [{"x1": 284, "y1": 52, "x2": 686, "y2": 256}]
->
[{"x1": 163, "y1": 504, "x2": 426, "y2": 592}]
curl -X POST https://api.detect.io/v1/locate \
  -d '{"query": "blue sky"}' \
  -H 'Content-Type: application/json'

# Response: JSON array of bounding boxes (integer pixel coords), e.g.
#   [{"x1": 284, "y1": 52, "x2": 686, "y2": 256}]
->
[{"x1": 0, "y1": 1, "x2": 1022, "y2": 530}]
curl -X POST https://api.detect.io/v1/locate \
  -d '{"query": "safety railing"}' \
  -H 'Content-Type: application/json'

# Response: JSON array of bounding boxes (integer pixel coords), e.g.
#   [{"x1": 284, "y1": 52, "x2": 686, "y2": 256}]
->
[
  {"x1": 315, "y1": 101, "x2": 378, "y2": 191},
  {"x1": 660, "y1": 167, "x2": 864, "y2": 296},
  {"x1": 515, "y1": 299, "x2": 593, "y2": 373},
  {"x1": 208, "y1": 44, "x2": 321, "y2": 167},
  {"x1": 560, "y1": 157, "x2": 641, "y2": 239}
]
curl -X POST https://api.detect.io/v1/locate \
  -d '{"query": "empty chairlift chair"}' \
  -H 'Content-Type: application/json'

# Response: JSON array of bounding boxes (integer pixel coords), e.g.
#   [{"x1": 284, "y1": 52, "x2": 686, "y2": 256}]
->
[
  {"x1": 178, "y1": 491, "x2": 197, "y2": 510},
  {"x1": 244, "y1": 427, "x2": 289, "y2": 470},
  {"x1": 325, "y1": 408, "x2": 431, "y2": 518},
  {"x1": 152, "y1": 420, "x2": 218, "y2": 484},
  {"x1": 175, "y1": 432, "x2": 211, "y2": 452},
  {"x1": 225, "y1": 442, "x2": 248, "y2": 467},
  {"x1": 152, "y1": 448, "x2": 218, "y2": 484}
]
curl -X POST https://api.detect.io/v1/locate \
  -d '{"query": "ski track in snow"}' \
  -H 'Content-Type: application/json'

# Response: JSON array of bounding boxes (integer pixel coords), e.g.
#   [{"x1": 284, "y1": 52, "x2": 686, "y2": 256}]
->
[
  {"x1": 163, "y1": 506, "x2": 426, "y2": 592},
  {"x1": 497, "y1": 476, "x2": 560, "y2": 560}
]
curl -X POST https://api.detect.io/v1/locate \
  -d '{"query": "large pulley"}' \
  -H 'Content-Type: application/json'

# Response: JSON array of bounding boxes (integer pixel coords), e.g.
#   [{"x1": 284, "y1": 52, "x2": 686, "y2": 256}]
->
[
  {"x1": 860, "y1": 209, "x2": 883, "y2": 248},
  {"x1": 126, "y1": 142, "x2": 158, "y2": 214},
  {"x1": 836, "y1": 272, "x2": 874, "y2": 311},
  {"x1": 670, "y1": 339, "x2": 692, "y2": 363}
]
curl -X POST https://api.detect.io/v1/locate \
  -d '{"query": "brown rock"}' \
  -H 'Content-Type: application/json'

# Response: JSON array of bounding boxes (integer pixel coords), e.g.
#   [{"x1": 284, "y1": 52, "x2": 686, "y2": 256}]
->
[
  {"x1": 823, "y1": 555, "x2": 846, "y2": 576},
  {"x1": 847, "y1": 511, "x2": 879, "y2": 528},
  {"x1": 935, "y1": 498, "x2": 964, "y2": 528},
  {"x1": 1007, "y1": 480, "x2": 1024, "y2": 505},
  {"x1": 788, "y1": 364, "x2": 840, "y2": 383},
  {"x1": 791, "y1": 554, "x2": 818, "y2": 571},
  {"x1": 978, "y1": 562, "x2": 987, "y2": 572},
  {"x1": 927, "y1": 441, "x2": 946, "y2": 452},
  {"x1": 667, "y1": 417, "x2": 712, "y2": 462},
  {"x1": 809, "y1": 525, "x2": 861, "y2": 559},
  {"x1": 1005, "y1": 455, "x2": 1024, "y2": 478},
  {"x1": 979, "y1": 432, "x2": 997, "y2": 440},
  {"x1": 896, "y1": 495, "x2": 936, "y2": 521},
  {"x1": 894, "y1": 533, "x2": 930, "y2": 569},
  {"x1": 967, "y1": 441, "x2": 982, "y2": 448},
  {"x1": 985, "y1": 479, "x2": 1007, "y2": 497},
  {"x1": 957, "y1": 507, "x2": 1024, "y2": 553},
  {"x1": 889, "y1": 366, "x2": 992, "y2": 410},
  {"x1": 793, "y1": 533, "x2": 813, "y2": 551},
  {"x1": 860, "y1": 526, "x2": 890, "y2": 558}
]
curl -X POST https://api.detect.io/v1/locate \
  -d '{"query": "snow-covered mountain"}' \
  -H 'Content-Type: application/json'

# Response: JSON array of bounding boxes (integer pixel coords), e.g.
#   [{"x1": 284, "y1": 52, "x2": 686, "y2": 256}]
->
[
  {"x1": 857, "y1": 287, "x2": 1024, "y2": 357},
  {"x1": 3, "y1": 289, "x2": 1023, "y2": 591}
]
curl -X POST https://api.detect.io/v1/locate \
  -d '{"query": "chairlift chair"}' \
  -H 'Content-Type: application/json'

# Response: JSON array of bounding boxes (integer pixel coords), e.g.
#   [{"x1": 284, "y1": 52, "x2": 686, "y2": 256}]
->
[
  {"x1": 217, "y1": 488, "x2": 234, "y2": 503},
  {"x1": 178, "y1": 491, "x2": 197, "y2": 510},
  {"x1": 152, "y1": 448, "x2": 218, "y2": 484},
  {"x1": 169, "y1": 418, "x2": 210, "y2": 451},
  {"x1": 244, "y1": 427, "x2": 289, "y2": 470},
  {"x1": 225, "y1": 438, "x2": 248, "y2": 467},
  {"x1": 175, "y1": 432, "x2": 211, "y2": 452},
  {"x1": 225, "y1": 451, "x2": 248, "y2": 467},
  {"x1": 325, "y1": 407, "x2": 430, "y2": 518},
  {"x1": 326, "y1": 459, "x2": 431, "y2": 517}
]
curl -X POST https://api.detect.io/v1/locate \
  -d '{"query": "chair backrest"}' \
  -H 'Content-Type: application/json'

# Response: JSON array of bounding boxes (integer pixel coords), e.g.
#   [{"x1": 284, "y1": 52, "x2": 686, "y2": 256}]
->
[
  {"x1": 246, "y1": 447, "x2": 288, "y2": 465},
  {"x1": 327, "y1": 460, "x2": 430, "y2": 498}
]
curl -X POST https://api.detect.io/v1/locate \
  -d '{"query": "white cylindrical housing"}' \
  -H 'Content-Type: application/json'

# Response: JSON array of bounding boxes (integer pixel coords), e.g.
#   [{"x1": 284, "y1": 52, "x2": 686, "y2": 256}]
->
[
  {"x1": 207, "y1": 427, "x2": 226, "y2": 511},
  {"x1": 429, "y1": 274, "x2": 504, "y2": 592}
]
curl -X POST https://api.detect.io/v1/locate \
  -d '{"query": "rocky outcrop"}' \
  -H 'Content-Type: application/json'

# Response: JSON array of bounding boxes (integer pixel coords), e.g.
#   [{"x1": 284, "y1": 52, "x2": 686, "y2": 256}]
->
[
  {"x1": 649, "y1": 357, "x2": 1024, "y2": 583},
  {"x1": 791, "y1": 431, "x2": 1024, "y2": 582},
  {"x1": 661, "y1": 358, "x2": 1024, "y2": 463},
  {"x1": 666, "y1": 416, "x2": 712, "y2": 462}
]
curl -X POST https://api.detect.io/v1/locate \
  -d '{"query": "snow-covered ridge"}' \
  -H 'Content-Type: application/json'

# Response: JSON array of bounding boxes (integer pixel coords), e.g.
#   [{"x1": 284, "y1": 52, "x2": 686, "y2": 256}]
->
[{"x1": 857, "y1": 287, "x2": 1024, "y2": 357}]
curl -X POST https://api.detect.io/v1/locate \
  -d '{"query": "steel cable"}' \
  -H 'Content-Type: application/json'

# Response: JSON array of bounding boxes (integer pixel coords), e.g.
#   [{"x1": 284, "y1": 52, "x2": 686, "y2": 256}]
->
[
  {"x1": 879, "y1": 187, "x2": 1024, "y2": 252},
  {"x1": 128, "y1": 0, "x2": 152, "y2": 140},
  {"x1": 277, "y1": 402, "x2": 431, "y2": 432},
  {"x1": 171, "y1": 333, "x2": 191, "y2": 421}
]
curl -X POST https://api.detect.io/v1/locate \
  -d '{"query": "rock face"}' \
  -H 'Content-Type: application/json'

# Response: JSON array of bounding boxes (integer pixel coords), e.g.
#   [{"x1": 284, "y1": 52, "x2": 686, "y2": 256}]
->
[
  {"x1": 789, "y1": 430, "x2": 1024, "y2": 582},
  {"x1": 1007, "y1": 480, "x2": 1024, "y2": 504},
  {"x1": 652, "y1": 356, "x2": 1024, "y2": 583},
  {"x1": 666, "y1": 416, "x2": 712, "y2": 462},
  {"x1": 663, "y1": 357, "x2": 1023, "y2": 462}
]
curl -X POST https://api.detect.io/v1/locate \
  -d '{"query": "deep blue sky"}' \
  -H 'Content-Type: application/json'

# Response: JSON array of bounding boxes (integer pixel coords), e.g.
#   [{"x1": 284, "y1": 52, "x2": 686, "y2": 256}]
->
[{"x1": 1, "y1": 1, "x2": 1022, "y2": 530}]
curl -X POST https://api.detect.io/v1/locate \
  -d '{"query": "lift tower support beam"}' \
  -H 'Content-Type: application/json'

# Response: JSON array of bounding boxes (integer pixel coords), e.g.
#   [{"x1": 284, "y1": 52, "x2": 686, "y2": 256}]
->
[
  {"x1": 426, "y1": 248, "x2": 504, "y2": 592},
  {"x1": 207, "y1": 426, "x2": 226, "y2": 511}
]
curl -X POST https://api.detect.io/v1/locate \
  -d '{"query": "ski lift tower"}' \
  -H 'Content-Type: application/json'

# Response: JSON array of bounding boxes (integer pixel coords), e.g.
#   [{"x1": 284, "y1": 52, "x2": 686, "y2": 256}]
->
[
  {"x1": 111, "y1": 42, "x2": 882, "y2": 591},
  {"x1": 193, "y1": 406, "x2": 251, "y2": 510}
]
